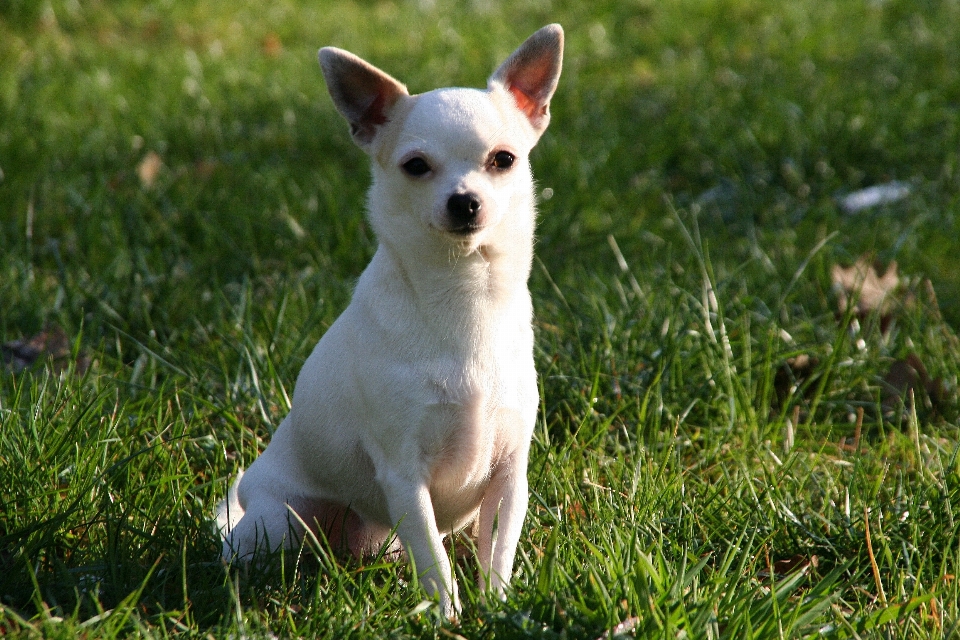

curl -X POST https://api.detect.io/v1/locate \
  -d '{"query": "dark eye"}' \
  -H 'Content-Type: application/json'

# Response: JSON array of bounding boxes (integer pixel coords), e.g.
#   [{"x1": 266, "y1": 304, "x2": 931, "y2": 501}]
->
[
  {"x1": 491, "y1": 150, "x2": 515, "y2": 170},
  {"x1": 402, "y1": 157, "x2": 431, "y2": 177}
]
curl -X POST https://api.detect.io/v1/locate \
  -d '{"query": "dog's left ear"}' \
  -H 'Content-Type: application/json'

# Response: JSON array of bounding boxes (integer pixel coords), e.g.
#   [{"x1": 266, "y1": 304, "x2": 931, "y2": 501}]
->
[{"x1": 489, "y1": 24, "x2": 564, "y2": 136}]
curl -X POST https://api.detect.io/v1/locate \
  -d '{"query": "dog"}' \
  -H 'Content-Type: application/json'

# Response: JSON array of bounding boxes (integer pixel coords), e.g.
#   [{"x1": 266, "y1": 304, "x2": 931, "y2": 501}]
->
[{"x1": 217, "y1": 24, "x2": 563, "y2": 617}]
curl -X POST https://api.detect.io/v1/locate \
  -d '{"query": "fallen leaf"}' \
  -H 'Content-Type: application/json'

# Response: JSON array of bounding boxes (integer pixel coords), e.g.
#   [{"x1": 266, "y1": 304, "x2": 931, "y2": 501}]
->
[
  {"x1": 831, "y1": 256, "x2": 902, "y2": 333},
  {"x1": 194, "y1": 158, "x2": 219, "y2": 179},
  {"x1": 758, "y1": 554, "x2": 819, "y2": 579},
  {"x1": 262, "y1": 33, "x2": 282, "y2": 57},
  {"x1": 137, "y1": 151, "x2": 163, "y2": 188},
  {"x1": 882, "y1": 353, "x2": 943, "y2": 416},
  {"x1": 2, "y1": 324, "x2": 90, "y2": 374},
  {"x1": 565, "y1": 501, "x2": 586, "y2": 521}
]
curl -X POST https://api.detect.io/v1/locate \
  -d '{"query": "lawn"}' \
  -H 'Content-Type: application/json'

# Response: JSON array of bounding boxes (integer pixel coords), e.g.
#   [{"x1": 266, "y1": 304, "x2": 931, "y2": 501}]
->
[{"x1": 2, "y1": 0, "x2": 959, "y2": 637}]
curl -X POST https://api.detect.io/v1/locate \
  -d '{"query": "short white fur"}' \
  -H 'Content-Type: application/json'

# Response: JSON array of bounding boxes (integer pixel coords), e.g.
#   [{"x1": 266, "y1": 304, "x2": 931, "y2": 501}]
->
[{"x1": 217, "y1": 24, "x2": 563, "y2": 617}]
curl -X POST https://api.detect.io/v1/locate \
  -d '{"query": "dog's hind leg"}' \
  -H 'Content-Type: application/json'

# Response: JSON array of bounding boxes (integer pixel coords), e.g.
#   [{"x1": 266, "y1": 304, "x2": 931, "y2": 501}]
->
[
  {"x1": 221, "y1": 446, "x2": 310, "y2": 561},
  {"x1": 221, "y1": 491, "x2": 305, "y2": 562},
  {"x1": 292, "y1": 497, "x2": 400, "y2": 559}
]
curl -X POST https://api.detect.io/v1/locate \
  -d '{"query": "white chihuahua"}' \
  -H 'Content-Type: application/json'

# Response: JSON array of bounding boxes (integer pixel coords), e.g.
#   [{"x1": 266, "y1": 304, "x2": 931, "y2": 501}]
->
[{"x1": 217, "y1": 24, "x2": 563, "y2": 616}]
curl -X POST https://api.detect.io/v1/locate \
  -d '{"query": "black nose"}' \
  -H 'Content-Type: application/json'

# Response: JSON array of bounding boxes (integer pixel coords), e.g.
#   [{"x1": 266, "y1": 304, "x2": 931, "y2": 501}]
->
[{"x1": 446, "y1": 193, "x2": 482, "y2": 230}]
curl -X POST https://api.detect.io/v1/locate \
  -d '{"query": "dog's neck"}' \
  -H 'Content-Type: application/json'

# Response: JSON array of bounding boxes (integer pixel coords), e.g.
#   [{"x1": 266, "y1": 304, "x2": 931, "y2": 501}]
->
[{"x1": 376, "y1": 236, "x2": 532, "y2": 320}]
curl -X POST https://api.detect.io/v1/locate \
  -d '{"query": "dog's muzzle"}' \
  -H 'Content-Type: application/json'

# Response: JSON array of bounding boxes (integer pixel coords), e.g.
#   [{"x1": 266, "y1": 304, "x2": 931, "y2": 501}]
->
[{"x1": 446, "y1": 192, "x2": 483, "y2": 234}]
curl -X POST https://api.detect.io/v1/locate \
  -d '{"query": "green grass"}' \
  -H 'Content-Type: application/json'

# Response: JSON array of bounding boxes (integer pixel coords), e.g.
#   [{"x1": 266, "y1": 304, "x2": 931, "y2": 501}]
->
[{"x1": 2, "y1": 0, "x2": 960, "y2": 636}]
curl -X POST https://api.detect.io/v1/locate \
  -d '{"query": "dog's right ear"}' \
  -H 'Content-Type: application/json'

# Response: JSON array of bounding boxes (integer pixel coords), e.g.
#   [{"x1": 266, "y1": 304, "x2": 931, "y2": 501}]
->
[
  {"x1": 318, "y1": 48, "x2": 409, "y2": 149},
  {"x1": 489, "y1": 24, "x2": 564, "y2": 137}
]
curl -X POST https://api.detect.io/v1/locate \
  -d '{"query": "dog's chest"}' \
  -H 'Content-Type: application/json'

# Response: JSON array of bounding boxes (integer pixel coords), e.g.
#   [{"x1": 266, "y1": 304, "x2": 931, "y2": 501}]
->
[{"x1": 421, "y1": 365, "x2": 519, "y2": 525}]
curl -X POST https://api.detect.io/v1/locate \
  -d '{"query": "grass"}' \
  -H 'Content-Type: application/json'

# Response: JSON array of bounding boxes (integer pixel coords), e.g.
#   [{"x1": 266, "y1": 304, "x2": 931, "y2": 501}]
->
[{"x1": 2, "y1": 0, "x2": 959, "y2": 636}]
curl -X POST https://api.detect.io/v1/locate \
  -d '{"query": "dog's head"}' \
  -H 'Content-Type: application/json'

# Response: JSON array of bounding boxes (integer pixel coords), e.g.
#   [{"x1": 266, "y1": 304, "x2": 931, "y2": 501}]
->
[{"x1": 319, "y1": 25, "x2": 563, "y2": 257}]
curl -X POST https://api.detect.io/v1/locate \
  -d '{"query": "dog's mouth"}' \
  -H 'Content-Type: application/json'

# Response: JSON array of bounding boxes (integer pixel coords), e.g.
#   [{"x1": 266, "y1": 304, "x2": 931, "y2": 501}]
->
[
  {"x1": 436, "y1": 224, "x2": 491, "y2": 259},
  {"x1": 448, "y1": 222, "x2": 483, "y2": 236},
  {"x1": 429, "y1": 221, "x2": 486, "y2": 243}
]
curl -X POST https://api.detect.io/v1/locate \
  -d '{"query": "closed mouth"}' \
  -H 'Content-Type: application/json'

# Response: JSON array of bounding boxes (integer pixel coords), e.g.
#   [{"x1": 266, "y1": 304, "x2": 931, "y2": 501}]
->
[{"x1": 448, "y1": 222, "x2": 483, "y2": 235}]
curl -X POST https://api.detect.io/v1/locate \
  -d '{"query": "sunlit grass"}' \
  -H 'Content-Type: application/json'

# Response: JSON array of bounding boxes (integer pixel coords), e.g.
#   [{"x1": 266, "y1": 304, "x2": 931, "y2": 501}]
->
[{"x1": 2, "y1": 0, "x2": 959, "y2": 637}]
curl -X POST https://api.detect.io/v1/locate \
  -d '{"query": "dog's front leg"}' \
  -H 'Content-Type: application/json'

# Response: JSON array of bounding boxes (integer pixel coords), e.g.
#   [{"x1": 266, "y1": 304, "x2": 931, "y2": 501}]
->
[
  {"x1": 477, "y1": 462, "x2": 529, "y2": 597},
  {"x1": 382, "y1": 474, "x2": 459, "y2": 615}
]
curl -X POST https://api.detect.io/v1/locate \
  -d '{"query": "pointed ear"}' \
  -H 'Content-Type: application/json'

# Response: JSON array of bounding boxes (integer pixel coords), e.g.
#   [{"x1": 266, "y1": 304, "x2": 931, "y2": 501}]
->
[
  {"x1": 318, "y1": 47, "x2": 409, "y2": 148},
  {"x1": 489, "y1": 24, "x2": 564, "y2": 136}
]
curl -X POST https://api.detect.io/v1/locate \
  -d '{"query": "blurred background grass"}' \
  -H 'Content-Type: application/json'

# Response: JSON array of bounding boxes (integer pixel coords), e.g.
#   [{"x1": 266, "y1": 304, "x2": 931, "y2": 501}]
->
[{"x1": 2, "y1": 0, "x2": 958, "y2": 352}]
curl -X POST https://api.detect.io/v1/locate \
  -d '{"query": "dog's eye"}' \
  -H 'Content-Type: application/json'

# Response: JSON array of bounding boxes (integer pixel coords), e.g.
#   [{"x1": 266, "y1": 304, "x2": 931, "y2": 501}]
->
[
  {"x1": 402, "y1": 157, "x2": 431, "y2": 177},
  {"x1": 491, "y1": 151, "x2": 516, "y2": 170}
]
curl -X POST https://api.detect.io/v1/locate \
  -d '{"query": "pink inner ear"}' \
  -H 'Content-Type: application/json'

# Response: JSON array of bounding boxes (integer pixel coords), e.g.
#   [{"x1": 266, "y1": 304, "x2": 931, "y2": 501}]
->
[
  {"x1": 364, "y1": 90, "x2": 391, "y2": 127},
  {"x1": 501, "y1": 54, "x2": 556, "y2": 125},
  {"x1": 508, "y1": 85, "x2": 539, "y2": 120}
]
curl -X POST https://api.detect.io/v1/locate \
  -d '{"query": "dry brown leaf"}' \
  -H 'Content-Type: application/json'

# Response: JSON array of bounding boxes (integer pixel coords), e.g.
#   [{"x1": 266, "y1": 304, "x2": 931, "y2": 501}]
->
[
  {"x1": 137, "y1": 151, "x2": 163, "y2": 188},
  {"x1": 565, "y1": 501, "x2": 586, "y2": 521},
  {"x1": 194, "y1": 158, "x2": 219, "y2": 180},
  {"x1": 758, "y1": 554, "x2": 819, "y2": 579},
  {"x1": 882, "y1": 353, "x2": 944, "y2": 415},
  {"x1": 2, "y1": 324, "x2": 90, "y2": 374},
  {"x1": 262, "y1": 33, "x2": 282, "y2": 57},
  {"x1": 831, "y1": 256, "x2": 900, "y2": 328}
]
